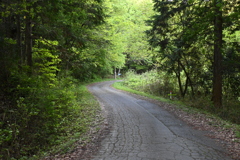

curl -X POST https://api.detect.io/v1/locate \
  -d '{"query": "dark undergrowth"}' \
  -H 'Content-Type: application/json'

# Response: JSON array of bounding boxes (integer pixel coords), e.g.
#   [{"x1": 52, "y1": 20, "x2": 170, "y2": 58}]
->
[{"x1": 0, "y1": 74, "x2": 113, "y2": 160}]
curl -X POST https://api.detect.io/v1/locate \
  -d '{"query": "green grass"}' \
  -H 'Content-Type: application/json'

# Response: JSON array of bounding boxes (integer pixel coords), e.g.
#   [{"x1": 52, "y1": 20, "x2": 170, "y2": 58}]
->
[
  {"x1": 113, "y1": 81, "x2": 187, "y2": 108},
  {"x1": 113, "y1": 81, "x2": 204, "y2": 115},
  {"x1": 236, "y1": 131, "x2": 240, "y2": 138},
  {"x1": 113, "y1": 81, "x2": 169, "y2": 102}
]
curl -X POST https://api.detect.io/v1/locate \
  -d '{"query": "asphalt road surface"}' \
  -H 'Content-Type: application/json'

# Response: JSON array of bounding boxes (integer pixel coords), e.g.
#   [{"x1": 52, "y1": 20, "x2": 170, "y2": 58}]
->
[{"x1": 88, "y1": 81, "x2": 232, "y2": 160}]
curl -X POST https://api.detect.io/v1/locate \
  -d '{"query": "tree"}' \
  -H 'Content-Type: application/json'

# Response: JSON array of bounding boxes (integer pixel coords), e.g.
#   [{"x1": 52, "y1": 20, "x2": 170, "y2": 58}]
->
[
  {"x1": 102, "y1": 0, "x2": 155, "y2": 74},
  {"x1": 0, "y1": 0, "x2": 109, "y2": 158},
  {"x1": 147, "y1": 0, "x2": 239, "y2": 107},
  {"x1": 212, "y1": 0, "x2": 223, "y2": 108},
  {"x1": 147, "y1": 0, "x2": 198, "y2": 98}
]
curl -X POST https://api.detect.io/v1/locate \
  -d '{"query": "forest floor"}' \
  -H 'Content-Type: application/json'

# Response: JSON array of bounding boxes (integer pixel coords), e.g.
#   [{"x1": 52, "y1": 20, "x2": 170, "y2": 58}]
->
[{"x1": 44, "y1": 82, "x2": 240, "y2": 160}]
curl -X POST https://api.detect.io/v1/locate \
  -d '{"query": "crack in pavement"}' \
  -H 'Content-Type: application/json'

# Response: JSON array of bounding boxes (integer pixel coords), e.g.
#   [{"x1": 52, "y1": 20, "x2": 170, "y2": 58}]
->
[{"x1": 88, "y1": 81, "x2": 232, "y2": 160}]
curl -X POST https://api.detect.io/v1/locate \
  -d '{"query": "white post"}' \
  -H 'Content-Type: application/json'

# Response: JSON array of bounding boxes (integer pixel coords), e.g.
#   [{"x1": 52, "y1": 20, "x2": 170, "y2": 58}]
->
[{"x1": 114, "y1": 67, "x2": 116, "y2": 79}]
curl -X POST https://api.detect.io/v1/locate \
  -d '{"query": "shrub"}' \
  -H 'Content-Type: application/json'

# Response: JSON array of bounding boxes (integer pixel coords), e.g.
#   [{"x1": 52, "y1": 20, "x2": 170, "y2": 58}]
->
[{"x1": 123, "y1": 69, "x2": 177, "y2": 98}]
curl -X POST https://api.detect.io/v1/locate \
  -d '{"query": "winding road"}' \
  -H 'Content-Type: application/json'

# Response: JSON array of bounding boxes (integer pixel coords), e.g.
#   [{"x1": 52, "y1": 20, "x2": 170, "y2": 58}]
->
[{"x1": 88, "y1": 81, "x2": 232, "y2": 160}]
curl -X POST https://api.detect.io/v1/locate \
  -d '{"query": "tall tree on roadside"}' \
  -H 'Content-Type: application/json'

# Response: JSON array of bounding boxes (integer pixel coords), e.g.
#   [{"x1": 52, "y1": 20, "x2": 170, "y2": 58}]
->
[
  {"x1": 147, "y1": 0, "x2": 239, "y2": 108},
  {"x1": 212, "y1": 0, "x2": 223, "y2": 108},
  {"x1": 0, "y1": 0, "x2": 108, "y2": 158}
]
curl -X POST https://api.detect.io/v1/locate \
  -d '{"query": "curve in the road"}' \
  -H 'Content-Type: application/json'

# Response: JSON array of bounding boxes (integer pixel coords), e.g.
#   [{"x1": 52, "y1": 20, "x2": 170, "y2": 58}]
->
[{"x1": 88, "y1": 81, "x2": 232, "y2": 160}]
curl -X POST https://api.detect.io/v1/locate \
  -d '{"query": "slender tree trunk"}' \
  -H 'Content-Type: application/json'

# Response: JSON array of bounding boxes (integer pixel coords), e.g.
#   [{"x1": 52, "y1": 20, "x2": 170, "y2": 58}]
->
[
  {"x1": 183, "y1": 77, "x2": 189, "y2": 97},
  {"x1": 17, "y1": 14, "x2": 23, "y2": 64},
  {"x1": 176, "y1": 72, "x2": 183, "y2": 98},
  {"x1": 176, "y1": 60, "x2": 184, "y2": 98},
  {"x1": 212, "y1": 0, "x2": 223, "y2": 108},
  {"x1": 24, "y1": 0, "x2": 33, "y2": 71},
  {"x1": 179, "y1": 60, "x2": 194, "y2": 96},
  {"x1": 25, "y1": 14, "x2": 32, "y2": 68},
  {"x1": 17, "y1": 0, "x2": 23, "y2": 65}
]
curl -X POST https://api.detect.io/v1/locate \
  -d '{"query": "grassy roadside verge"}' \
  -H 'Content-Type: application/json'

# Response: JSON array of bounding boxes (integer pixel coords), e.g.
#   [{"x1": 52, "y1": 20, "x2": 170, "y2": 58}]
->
[
  {"x1": 112, "y1": 81, "x2": 186, "y2": 108},
  {"x1": 28, "y1": 83, "x2": 100, "y2": 160},
  {"x1": 112, "y1": 81, "x2": 240, "y2": 140}
]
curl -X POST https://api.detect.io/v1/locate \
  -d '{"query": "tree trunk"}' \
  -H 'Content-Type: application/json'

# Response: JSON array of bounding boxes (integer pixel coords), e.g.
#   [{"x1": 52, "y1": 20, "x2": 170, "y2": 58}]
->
[
  {"x1": 17, "y1": 0, "x2": 23, "y2": 65},
  {"x1": 17, "y1": 14, "x2": 23, "y2": 64},
  {"x1": 176, "y1": 60, "x2": 185, "y2": 98},
  {"x1": 212, "y1": 0, "x2": 223, "y2": 108},
  {"x1": 179, "y1": 60, "x2": 194, "y2": 96},
  {"x1": 25, "y1": 13, "x2": 32, "y2": 69}
]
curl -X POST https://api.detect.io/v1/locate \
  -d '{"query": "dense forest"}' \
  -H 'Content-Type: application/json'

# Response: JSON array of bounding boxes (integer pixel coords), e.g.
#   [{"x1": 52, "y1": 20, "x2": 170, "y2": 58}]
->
[
  {"x1": 0, "y1": 0, "x2": 239, "y2": 159},
  {"x1": 147, "y1": 0, "x2": 240, "y2": 108},
  {"x1": 0, "y1": 0, "x2": 153, "y2": 159},
  {"x1": 123, "y1": 0, "x2": 240, "y2": 123}
]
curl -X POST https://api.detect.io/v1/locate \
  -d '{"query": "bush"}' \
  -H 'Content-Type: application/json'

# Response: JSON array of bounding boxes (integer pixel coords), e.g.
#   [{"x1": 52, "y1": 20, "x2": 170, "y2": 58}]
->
[{"x1": 123, "y1": 69, "x2": 177, "y2": 98}]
